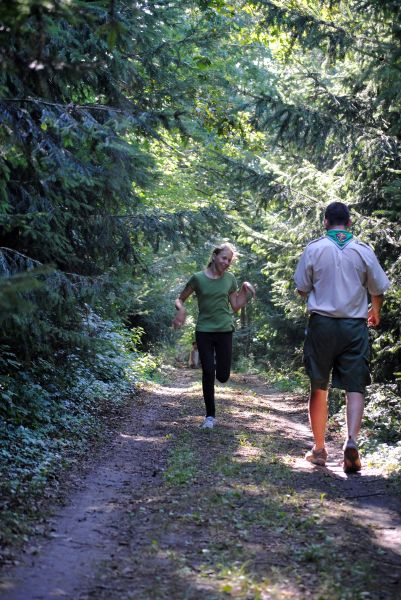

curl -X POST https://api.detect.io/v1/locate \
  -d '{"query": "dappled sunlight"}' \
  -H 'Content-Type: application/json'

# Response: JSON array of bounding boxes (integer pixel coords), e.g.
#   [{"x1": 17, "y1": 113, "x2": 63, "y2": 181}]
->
[
  {"x1": 92, "y1": 374, "x2": 401, "y2": 598},
  {"x1": 222, "y1": 404, "x2": 312, "y2": 447},
  {"x1": 216, "y1": 482, "x2": 266, "y2": 498},
  {"x1": 144, "y1": 384, "x2": 188, "y2": 396},
  {"x1": 9, "y1": 370, "x2": 398, "y2": 600},
  {"x1": 119, "y1": 433, "x2": 167, "y2": 444},
  {"x1": 232, "y1": 451, "x2": 263, "y2": 464},
  {"x1": 146, "y1": 532, "x2": 335, "y2": 599},
  {"x1": 189, "y1": 561, "x2": 302, "y2": 599},
  {"x1": 291, "y1": 454, "x2": 393, "y2": 483},
  {"x1": 85, "y1": 502, "x2": 117, "y2": 514},
  {"x1": 150, "y1": 543, "x2": 319, "y2": 599},
  {"x1": 357, "y1": 505, "x2": 401, "y2": 557},
  {"x1": 145, "y1": 382, "x2": 202, "y2": 397},
  {"x1": 3, "y1": 0, "x2": 399, "y2": 594}
]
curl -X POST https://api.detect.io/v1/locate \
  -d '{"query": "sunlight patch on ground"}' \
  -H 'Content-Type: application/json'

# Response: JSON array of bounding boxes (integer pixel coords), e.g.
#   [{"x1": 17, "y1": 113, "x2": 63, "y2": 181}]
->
[
  {"x1": 348, "y1": 504, "x2": 401, "y2": 557},
  {"x1": 225, "y1": 403, "x2": 310, "y2": 440},
  {"x1": 86, "y1": 502, "x2": 116, "y2": 514},
  {"x1": 146, "y1": 385, "x2": 186, "y2": 396},
  {"x1": 119, "y1": 433, "x2": 166, "y2": 444},
  {"x1": 232, "y1": 453, "x2": 263, "y2": 465},
  {"x1": 281, "y1": 454, "x2": 295, "y2": 466},
  {"x1": 143, "y1": 379, "x2": 201, "y2": 395},
  {"x1": 217, "y1": 482, "x2": 264, "y2": 497},
  {"x1": 153, "y1": 540, "x2": 310, "y2": 600},
  {"x1": 188, "y1": 559, "x2": 305, "y2": 600},
  {"x1": 232, "y1": 444, "x2": 263, "y2": 461}
]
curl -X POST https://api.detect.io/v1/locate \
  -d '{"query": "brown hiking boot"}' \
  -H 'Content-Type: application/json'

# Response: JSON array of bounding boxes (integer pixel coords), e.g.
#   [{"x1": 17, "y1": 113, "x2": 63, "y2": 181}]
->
[
  {"x1": 305, "y1": 446, "x2": 328, "y2": 466},
  {"x1": 343, "y1": 437, "x2": 361, "y2": 473}
]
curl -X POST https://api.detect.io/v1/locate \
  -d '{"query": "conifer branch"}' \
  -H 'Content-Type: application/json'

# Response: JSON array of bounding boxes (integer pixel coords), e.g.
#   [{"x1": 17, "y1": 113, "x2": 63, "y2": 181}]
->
[{"x1": 0, "y1": 97, "x2": 184, "y2": 122}]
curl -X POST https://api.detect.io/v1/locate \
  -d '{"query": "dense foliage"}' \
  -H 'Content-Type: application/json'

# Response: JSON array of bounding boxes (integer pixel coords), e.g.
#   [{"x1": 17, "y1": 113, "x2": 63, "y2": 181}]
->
[{"x1": 0, "y1": 0, "x2": 400, "y2": 553}]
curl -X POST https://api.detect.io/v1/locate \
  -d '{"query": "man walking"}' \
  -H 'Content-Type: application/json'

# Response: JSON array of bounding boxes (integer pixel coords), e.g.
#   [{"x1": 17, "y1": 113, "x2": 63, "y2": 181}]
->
[{"x1": 294, "y1": 202, "x2": 390, "y2": 472}]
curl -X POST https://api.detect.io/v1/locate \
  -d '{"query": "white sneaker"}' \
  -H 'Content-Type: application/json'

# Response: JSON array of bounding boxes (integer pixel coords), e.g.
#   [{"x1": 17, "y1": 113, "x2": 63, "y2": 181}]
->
[{"x1": 201, "y1": 416, "x2": 215, "y2": 429}]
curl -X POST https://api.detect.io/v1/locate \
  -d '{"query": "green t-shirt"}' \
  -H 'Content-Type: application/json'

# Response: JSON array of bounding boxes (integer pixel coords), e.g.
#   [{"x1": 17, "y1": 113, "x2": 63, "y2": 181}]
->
[{"x1": 188, "y1": 271, "x2": 238, "y2": 332}]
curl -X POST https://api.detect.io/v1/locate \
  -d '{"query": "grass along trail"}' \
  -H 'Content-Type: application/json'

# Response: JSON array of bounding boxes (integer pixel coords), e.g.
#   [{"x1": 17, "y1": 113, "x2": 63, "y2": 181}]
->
[{"x1": 1, "y1": 368, "x2": 400, "y2": 599}]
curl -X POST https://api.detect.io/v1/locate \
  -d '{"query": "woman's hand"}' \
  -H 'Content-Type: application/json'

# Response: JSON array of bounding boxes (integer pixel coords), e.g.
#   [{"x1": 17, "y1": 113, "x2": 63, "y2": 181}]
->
[
  {"x1": 172, "y1": 309, "x2": 186, "y2": 329},
  {"x1": 230, "y1": 281, "x2": 256, "y2": 312},
  {"x1": 171, "y1": 289, "x2": 193, "y2": 329},
  {"x1": 242, "y1": 281, "x2": 256, "y2": 299}
]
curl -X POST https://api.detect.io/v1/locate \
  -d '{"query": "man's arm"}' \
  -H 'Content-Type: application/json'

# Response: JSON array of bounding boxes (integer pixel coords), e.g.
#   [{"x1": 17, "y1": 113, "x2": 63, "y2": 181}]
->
[
  {"x1": 368, "y1": 294, "x2": 384, "y2": 327},
  {"x1": 294, "y1": 247, "x2": 312, "y2": 300}
]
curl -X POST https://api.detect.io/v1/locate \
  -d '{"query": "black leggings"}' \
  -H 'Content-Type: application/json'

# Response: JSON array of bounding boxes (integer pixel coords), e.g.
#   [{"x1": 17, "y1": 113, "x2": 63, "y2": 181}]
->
[{"x1": 195, "y1": 331, "x2": 233, "y2": 417}]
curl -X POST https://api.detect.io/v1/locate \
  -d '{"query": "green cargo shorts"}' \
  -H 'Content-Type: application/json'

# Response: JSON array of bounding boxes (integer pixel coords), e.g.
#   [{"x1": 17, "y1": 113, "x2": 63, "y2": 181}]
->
[{"x1": 303, "y1": 313, "x2": 371, "y2": 393}]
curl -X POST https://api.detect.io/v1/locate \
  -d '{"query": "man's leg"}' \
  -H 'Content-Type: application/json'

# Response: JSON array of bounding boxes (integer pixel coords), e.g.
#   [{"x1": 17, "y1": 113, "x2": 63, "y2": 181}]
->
[
  {"x1": 332, "y1": 318, "x2": 370, "y2": 472},
  {"x1": 343, "y1": 391, "x2": 364, "y2": 473},
  {"x1": 309, "y1": 388, "x2": 328, "y2": 450},
  {"x1": 345, "y1": 391, "x2": 364, "y2": 440},
  {"x1": 303, "y1": 315, "x2": 333, "y2": 465}
]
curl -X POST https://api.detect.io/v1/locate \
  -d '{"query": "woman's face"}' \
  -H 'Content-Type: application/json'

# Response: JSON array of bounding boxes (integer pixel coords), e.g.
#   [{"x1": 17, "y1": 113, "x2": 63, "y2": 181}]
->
[{"x1": 213, "y1": 249, "x2": 233, "y2": 273}]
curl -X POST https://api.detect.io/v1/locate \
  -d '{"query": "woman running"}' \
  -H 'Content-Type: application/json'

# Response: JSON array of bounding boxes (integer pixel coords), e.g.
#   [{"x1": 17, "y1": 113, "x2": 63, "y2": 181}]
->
[{"x1": 172, "y1": 243, "x2": 255, "y2": 428}]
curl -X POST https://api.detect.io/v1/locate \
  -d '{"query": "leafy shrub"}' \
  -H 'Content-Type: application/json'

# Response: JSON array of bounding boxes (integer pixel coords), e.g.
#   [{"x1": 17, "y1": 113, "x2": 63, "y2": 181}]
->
[
  {"x1": 361, "y1": 384, "x2": 401, "y2": 445},
  {"x1": 261, "y1": 367, "x2": 307, "y2": 393},
  {"x1": 364, "y1": 443, "x2": 401, "y2": 476},
  {"x1": 0, "y1": 315, "x2": 158, "y2": 554},
  {"x1": 329, "y1": 383, "x2": 401, "y2": 477}
]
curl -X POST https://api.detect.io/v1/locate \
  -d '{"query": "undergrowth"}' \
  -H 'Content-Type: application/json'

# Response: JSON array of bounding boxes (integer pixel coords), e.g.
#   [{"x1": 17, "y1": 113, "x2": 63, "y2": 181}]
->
[
  {"x1": 0, "y1": 316, "x2": 161, "y2": 563},
  {"x1": 328, "y1": 384, "x2": 401, "y2": 479}
]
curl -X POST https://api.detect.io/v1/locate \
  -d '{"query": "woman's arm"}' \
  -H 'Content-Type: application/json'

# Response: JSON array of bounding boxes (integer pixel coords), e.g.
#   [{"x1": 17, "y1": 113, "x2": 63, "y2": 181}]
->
[
  {"x1": 172, "y1": 284, "x2": 194, "y2": 329},
  {"x1": 229, "y1": 281, "x2": 256, "y2": 313}
]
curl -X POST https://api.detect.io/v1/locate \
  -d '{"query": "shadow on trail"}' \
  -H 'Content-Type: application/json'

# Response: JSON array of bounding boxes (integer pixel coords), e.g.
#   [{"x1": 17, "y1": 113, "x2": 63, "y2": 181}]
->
[
  {"x1": 90, "y1": 371, "x2": 401, "y2": 600},
  {"x1": 2, "y1": 370, "x2": 400, "y2": 600},
  {"x1": 134, "y1": 374, "x2": 401, "y2": 600},
  {"x1": 155, "y1": 427, "x2": 400, "y2": 599}
]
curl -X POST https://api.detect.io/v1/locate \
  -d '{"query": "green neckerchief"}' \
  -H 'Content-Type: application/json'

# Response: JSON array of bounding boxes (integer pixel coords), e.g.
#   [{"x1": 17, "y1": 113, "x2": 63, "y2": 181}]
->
[{"x1": 326, "y1": 229, "x2": 353, "y2": 249}]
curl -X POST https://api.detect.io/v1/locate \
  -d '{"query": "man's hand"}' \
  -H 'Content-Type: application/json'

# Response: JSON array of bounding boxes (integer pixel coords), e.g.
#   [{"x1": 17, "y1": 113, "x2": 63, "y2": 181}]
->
[
  {"x1": 368, "y1": 307, "x2": 380, "y2": 327},
  {"x1": 368, "y1": 294, "x2": 384, "y2": 327}
]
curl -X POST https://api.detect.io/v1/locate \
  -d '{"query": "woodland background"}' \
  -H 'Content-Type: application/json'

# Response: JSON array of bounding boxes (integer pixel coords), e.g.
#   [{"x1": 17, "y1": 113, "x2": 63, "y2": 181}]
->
[{"x1": 0, "y1": 0, "x2": 400, "y2": 549}]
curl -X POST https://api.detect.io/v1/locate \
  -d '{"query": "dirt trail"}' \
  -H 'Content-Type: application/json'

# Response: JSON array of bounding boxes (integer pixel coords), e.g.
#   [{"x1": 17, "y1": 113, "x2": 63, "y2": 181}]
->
[{"x1": 1, "y1": 369, "x2": 400, "y2": 600}]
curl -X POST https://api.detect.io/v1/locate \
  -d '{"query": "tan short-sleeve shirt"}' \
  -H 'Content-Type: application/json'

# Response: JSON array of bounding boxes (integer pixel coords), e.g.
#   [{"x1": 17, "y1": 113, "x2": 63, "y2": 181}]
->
[{"x1": 294, "y1": 236, "x2": 390, "y2": 318}]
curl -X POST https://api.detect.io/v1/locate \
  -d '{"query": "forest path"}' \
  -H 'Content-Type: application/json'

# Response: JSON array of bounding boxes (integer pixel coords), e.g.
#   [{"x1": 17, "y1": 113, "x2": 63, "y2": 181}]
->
[{"x1": 1, "y1": 369, "x2": 400, "y2": 600}]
